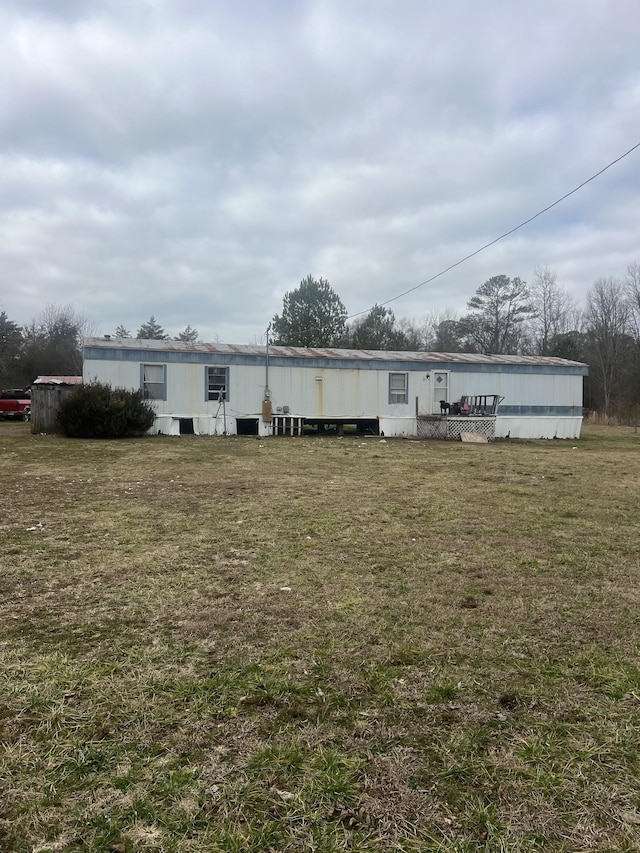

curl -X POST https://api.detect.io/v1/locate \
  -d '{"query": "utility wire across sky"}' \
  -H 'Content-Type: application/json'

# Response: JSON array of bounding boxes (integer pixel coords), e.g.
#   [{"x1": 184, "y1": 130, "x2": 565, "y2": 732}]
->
[{"x1": 347, "y1": 139, "x2": 640, "y2": 320}]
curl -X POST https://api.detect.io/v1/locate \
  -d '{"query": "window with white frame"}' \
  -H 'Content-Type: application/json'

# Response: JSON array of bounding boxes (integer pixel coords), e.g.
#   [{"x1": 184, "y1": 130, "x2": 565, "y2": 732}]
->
[
  {"x1": 388, "y1": 372, "x2": 408, "y2": 404},
  {"x1": 206, "y1": 366, "x2": 229, "y2": 401},
  {"x1": 141, "y1": 364, "x2": 166, "y2": 400}
]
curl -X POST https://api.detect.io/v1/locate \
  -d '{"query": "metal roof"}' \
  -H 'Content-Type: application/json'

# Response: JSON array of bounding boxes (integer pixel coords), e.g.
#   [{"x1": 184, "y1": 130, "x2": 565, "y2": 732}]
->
[
  {"x1": 33, "y1": 375, "x2": 83, "y2": 385},
  {"x1": 84, "y1": 337, "x2": 587, "y2": 368}
]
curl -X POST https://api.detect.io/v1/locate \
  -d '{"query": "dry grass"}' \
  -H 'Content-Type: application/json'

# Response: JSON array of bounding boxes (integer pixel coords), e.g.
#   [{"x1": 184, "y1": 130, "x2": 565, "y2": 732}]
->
[{"x1": 1, "y1": 422, "x2": 639, "y2": 852}]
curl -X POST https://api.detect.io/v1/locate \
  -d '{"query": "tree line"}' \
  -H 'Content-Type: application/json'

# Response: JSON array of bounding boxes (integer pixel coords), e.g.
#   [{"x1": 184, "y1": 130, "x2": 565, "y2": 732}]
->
[
  {"x1": 2, "y1": 267, "x2": 639, "y2": 418},
  {"x1": 0, "y1": 308, "x2": 199, "y2": 390},
  {"x1": 112, "y1": 317, "x2": 200, "y2": 343}
]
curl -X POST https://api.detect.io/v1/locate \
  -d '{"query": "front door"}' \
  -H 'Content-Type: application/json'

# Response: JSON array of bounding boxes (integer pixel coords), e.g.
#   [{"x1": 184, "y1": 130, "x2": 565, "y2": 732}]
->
[
  {"x1": 432, "y1": 371, "x2": 449, "y2": 414},
  {"x1": 416, "y1": 373, "x2": 432, "y2": 416}
]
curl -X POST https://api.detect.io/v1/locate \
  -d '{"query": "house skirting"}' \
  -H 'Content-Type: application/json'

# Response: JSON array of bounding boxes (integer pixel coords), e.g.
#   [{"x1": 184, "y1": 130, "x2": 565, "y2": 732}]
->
[
  {"x1": 494, "y1": 416, "x2": 583, "y2": 439},
  {"x1": 149, "y1": 413, "x2": 583, "y2": 440}
]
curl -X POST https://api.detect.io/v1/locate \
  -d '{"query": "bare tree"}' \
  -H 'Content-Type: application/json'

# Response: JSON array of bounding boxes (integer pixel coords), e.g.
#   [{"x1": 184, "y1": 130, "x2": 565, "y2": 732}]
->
[
  {"x1": 418, "y1": 309, "x2": 464, "y2": 352},
  {"x1": 396, "y1": 317, "x2": 428, "y2": 351},
  {"x1": 20, "y1": 304, "x2": 96, "y2": 381},
  {"x1": 529, "y1": 267, "x2": 579, "y2": 354},
  {"x1": 626, "y1": 262, "x2": 640, "y2": 343},
  {"x1": 583, "y1": 278, "x2": 631, "y2": 414},
  {"x1": 624, "y1": 262, "x2": 640, "y2": 413}
]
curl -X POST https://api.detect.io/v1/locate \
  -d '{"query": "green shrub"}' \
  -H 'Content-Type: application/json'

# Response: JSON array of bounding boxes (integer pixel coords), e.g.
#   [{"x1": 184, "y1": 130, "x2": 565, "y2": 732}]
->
[{"x1": 57, "y1": 381, "x2": 156, "y2": 438}]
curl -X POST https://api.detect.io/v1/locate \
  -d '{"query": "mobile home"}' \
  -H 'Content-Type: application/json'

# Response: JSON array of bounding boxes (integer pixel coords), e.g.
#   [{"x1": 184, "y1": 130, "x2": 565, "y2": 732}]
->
[{"x1": 83, "y1": 338, "x2": 587, "y2": 440}]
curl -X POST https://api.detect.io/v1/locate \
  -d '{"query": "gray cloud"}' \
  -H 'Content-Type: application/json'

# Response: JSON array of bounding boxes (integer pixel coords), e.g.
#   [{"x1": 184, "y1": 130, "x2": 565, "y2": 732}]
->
[{"x1": 1, "y1": 0, "x2": 639, "y2": 342}]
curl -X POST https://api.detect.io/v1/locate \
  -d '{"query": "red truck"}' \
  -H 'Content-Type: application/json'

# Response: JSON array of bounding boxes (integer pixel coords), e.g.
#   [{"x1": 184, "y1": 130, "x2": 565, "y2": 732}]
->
[{"x1": 0, "y1": 389, "x2": 31, "y2": 421}]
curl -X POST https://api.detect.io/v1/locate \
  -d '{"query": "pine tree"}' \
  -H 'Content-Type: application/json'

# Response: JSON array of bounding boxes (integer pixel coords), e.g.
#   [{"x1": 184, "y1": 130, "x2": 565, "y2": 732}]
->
[
  {"x1": 136, "y1": 316, "x2": 168, "y2": 340},
  {"x1": 272, "y1": 276, "x2": 347, "y2": 347}
]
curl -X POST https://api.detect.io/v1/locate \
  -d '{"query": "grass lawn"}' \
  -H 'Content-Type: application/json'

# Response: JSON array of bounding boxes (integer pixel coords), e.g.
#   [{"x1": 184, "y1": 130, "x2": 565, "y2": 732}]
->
[{"x1": 1, "y1": 422, "x2": 639, "y2": 852}]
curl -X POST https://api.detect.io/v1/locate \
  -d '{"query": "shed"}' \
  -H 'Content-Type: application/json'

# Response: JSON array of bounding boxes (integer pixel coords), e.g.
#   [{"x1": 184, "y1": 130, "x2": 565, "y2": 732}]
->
[
  {"x1": 30, "y1": 376, "x2": 83, "y2": 434},
  {"x1": 83, "y1": 338, "x2": 587, "y2": 440}
]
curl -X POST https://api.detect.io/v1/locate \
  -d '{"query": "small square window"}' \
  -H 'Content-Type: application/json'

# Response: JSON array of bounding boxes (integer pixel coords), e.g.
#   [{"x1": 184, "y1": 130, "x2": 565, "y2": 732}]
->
[
  {"x1": 389, "y1": 372, "x2": 408, "y2": 404},
  {"x1": 207, "y1": 366, "x2": 229, "y2": 401}
]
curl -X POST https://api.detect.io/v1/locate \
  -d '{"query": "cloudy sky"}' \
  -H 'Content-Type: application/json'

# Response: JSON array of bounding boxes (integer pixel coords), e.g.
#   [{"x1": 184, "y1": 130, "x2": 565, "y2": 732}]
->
[{"x1": 1, "y1": 0, "x2": 639, "y2": 343}]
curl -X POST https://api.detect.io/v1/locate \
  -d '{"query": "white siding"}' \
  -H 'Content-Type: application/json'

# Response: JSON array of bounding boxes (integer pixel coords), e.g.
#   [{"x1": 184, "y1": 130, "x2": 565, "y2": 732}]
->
[
  {"x1": 84, "y1": 360, "x2": 426, "y2": 420},
  {"x1": 83, "y1": 353, "x2": 584, "y2": 439},
  {"x1": 446, "y1": 371, "x2": 582, "y2": 410}
]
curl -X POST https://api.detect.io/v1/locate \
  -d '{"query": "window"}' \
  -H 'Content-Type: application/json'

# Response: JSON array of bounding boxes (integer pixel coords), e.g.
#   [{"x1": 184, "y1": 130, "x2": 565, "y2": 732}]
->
[
  {"x1": 206, "y1": 366, "x2": 229, "y2": 401},
  {"x1": 389, "y1": 372, "x2": 408, "y2": 404},
  {"x1": 141, "y1": 364, "x2": 166, "y2": 400}
]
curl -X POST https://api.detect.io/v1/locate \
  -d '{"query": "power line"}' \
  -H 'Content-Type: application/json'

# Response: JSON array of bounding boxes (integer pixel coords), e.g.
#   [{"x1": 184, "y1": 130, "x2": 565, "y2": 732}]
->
[{"x1": 348, "y1": 139, "x2": 640, "y2": 320}]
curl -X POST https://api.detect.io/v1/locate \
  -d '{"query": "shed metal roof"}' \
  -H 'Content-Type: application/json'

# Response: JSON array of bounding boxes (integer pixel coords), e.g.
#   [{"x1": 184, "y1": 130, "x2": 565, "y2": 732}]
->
[
  {"x1": 84, "y1": 338, "x2": 587, "y2": 368},
  {"x1": 33, "y1": 375, "x2": 83, "y2": 385}
]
